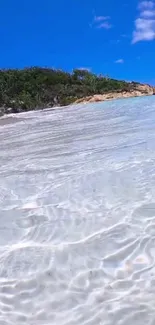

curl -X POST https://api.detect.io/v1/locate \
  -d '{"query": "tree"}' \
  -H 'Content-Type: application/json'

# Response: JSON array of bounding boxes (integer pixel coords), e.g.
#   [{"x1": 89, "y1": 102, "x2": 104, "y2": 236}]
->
[{"x1": 0, "y1": 67, "x2": 135, "y2": 113}]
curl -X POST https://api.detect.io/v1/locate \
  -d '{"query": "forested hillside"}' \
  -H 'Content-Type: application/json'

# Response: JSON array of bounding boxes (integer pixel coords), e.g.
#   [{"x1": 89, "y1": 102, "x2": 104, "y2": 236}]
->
[{"x1": 0, "y1": 67, "x2": 141, "y2": 113}]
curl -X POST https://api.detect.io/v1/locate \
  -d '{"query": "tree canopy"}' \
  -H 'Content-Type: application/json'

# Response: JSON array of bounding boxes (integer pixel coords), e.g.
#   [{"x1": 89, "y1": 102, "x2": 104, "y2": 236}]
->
[{"x1": 0, "y1": 67, "x2": 140, "y2": 113}]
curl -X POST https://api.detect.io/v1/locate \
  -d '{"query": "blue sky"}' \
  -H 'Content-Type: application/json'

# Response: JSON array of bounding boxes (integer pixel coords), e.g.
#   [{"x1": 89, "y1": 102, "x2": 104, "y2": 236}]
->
[{"x1": 1, "y1": 0, "x2": 155, "y2": 84}]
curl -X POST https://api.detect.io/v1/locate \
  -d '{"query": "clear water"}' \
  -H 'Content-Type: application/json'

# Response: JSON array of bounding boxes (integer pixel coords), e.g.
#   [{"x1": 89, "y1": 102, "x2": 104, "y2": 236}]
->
[{"x1": 0, "y1": 96, "x2": 155, "y2": 324}]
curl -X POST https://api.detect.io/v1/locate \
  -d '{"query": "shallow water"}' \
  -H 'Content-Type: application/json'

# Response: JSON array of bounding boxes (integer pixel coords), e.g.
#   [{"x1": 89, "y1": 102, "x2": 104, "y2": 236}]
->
[{"x1": 0, "y1": 97, "x2": 155, "y2": 324}]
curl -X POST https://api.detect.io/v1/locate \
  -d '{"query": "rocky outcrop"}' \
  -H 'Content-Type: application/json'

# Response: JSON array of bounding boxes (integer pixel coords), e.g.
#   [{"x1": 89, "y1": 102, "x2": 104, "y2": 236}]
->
[{"x1": 75, "y1": 84, "x2": 155, "y2": 105}]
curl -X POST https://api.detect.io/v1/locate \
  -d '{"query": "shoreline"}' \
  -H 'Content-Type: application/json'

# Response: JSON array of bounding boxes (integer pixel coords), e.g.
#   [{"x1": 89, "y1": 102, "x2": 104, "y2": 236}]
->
[
  {"x1": 75, "y1": 90, "x2": 155, "y2": 105},
  {"x1": 0, "y1": 90, "x2": 154, "y2": 119},
  {"x1": 0, "y1": 67, "x2": 155, "y2": 116}
]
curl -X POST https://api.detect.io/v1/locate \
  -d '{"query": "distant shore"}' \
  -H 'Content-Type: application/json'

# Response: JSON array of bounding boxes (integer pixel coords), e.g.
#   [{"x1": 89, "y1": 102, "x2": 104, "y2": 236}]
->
[
  {"x1": 0, "y1": 67, "x2": 154, "y2": 116},
  {"x1": 0, "y1": 91, "x2": 154, "y2": 118}
]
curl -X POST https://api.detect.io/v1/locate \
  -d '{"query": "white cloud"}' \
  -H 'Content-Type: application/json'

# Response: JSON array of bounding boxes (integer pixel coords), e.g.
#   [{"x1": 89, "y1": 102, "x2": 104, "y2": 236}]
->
[
  {"x1": 132, "y1": 18, "x2": 155, "y2": 43},
  {"x1": 141, "y1": 9, "x2": 155, "y2": 17},
  {"x1": 78, "y1": 67, "x2": 91, "y2": 72},
  {"x1": 94, "y1": 16, "x2": 110, "y2": 22},
  {"x1": 92, "y1": 15, "x2": 112, "y2": 29},
  {"x1": 97, "y1": 22, "x2": 112, "y2": 29},
  {"x1": 132, "y1": 1, "x2": 155, "y2": 43},
  {"x1": 121, "y1": 34, "x2": 128, "y2": 37},
  {"x1": 115, "y1": 59, "x2": 124, "y2": 64},
  {"x1": 138, "y1": 1, "x2": 154, "y2": 9}
]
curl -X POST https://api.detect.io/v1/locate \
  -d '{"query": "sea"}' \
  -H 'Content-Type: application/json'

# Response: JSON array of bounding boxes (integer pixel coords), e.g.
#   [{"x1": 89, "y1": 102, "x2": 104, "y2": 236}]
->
[{"x1": 0, "y1": 96, "x2": 155, "y2": 325}]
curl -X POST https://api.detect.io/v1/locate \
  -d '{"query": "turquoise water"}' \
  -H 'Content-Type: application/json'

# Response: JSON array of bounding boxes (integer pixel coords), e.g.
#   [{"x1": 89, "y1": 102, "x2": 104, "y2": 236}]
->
[{"x1": 0, "y1": 96, "x2": 155, "y2": 324}]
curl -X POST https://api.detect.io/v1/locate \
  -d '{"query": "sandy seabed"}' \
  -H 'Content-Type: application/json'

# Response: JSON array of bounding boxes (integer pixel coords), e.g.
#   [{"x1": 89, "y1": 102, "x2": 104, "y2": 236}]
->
[{"x1": 0, "y1": 97, "x2": 155, "y2": 324}]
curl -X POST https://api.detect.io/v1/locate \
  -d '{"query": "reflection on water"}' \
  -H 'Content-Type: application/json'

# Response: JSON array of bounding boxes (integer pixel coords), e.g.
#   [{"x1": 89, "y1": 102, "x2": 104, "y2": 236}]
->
[{"x1": 0, "y1": 97, "x2": 155, "y2": 324}]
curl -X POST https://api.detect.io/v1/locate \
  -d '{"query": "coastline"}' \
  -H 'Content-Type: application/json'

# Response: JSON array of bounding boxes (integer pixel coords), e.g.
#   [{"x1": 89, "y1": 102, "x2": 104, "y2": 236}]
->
[
  {"x1": 0, "y1": 86, "x2": 154, "y2": 118},
  {"x1": 0, "y1": 68, "x2": 155, "y2": 116},
  {"x1": 75, "y1": 88, "x2": 155, "y2": 105}
]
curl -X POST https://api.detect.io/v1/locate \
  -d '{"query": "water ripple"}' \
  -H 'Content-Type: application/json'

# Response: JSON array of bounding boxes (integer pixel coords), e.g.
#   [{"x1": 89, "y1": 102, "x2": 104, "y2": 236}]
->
[{"x1": 0, "y1": 96, "x2": 155, "y2": 324}]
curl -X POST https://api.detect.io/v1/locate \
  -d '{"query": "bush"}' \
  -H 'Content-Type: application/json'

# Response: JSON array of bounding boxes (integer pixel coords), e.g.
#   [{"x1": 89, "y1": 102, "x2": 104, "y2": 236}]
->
[{"x1": 0, "y1": 67, "x2": 132, "y2": 111}]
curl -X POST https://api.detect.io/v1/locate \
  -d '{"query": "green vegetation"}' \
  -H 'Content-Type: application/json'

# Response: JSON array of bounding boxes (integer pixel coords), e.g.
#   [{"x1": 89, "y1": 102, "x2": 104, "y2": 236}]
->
[{"x1": 0, "y1": 67, "x2": 141, "y2": 113}]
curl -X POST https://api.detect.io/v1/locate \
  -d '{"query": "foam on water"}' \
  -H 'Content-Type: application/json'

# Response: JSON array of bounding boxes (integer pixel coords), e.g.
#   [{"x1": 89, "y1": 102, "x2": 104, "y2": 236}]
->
[{"x1": 0, "y1": 97, "x2": 155, "y2": 324}]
